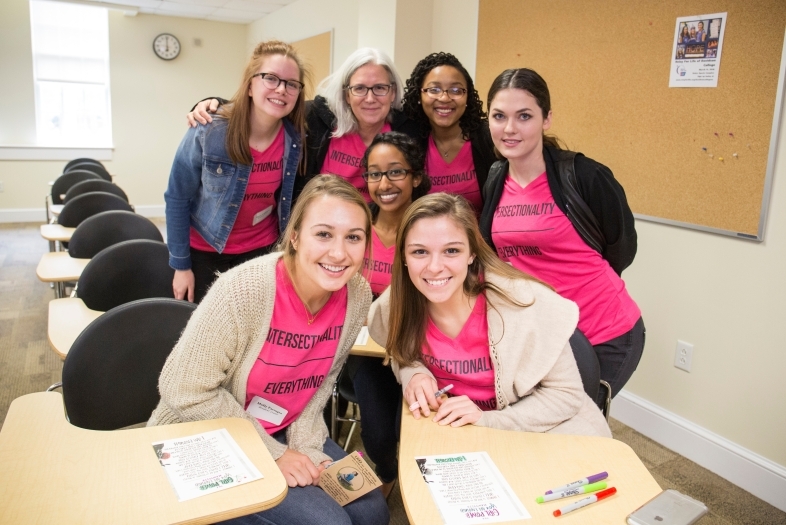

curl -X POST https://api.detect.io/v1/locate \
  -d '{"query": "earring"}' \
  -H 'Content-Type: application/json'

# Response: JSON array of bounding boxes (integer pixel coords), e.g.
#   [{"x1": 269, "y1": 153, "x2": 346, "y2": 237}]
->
[
  {"x1": 417, "y1": 100, "x2": 421, "y2": 105},
  {"x1": 468, "y1": 258, "x2": 474, "y2": 265}
]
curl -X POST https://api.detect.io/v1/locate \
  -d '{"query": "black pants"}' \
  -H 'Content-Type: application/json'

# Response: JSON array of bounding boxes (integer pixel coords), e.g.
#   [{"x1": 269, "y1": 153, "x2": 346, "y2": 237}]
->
[
  {"x1": 190, "y1": 243, "x2": 274, "y2": 303},
  {"x1": 594, "y1": 316, "x2": 646, "y2": 402}
]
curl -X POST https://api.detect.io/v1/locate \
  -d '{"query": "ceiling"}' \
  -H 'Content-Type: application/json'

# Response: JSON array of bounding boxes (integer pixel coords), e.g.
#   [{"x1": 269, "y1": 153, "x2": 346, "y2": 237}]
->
[{"x1": 84, "y1": 0, "x2": 297, "y2": 24}]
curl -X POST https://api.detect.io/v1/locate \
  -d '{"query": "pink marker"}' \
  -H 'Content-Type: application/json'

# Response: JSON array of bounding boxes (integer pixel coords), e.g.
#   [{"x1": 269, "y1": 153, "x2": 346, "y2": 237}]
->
[
  {"x1": 553, "y1": 487, "x2": 616, "y2": 517},
  {"x1": 545, "y1": 471, "x2": 607, "y2": 494}
]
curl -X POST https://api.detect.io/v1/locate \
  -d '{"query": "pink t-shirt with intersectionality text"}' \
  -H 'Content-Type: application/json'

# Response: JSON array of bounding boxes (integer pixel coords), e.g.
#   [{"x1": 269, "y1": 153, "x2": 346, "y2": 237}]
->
[
  {"x1": 425, "y1": 137, "x2": 482, "y2": 213},
  {"x1": 363, "y1": 227, "x2": 395, "y2": 296},
  {"x1": 190, "y1": 126, "x2": 284, "y2": 253},
  {"x1": 490, "y1": 173, "x2": 640, "y2": 345},
  {"x1": 321, "y1": 124, "x2": 392, "y2": 203},
  {"x1": 422, "y1": 294, "x2": 497, "y2": 411},
  {"x1": 244, "y1": 259, "x2": 347, "y2": 434}
]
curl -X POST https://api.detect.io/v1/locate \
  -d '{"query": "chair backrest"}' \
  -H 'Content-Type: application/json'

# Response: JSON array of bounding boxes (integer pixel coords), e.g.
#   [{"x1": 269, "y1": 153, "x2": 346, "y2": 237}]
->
[
  {"x1": 51, "y1": 170, "x2": 102, "y2": 204},
  {"x1": 569, "y1": 329, "x2": 601, "y2": 406},
  {"x1": 65, "y1": 162, "x2": 111, "y2": 181},
  {"x1": 64, "y1": 179, "x2": 128, "y2": 204},
  {"x1": 77, "y1": 239, "x2": 175, "y2": 311},
  {"x1": 68, "y1": 211, "x2": 163, "y2": 259},
  {"x1": 57, "y1": 192, "x2": 134, "y2": 228},
  {"x1": 63, "y1": 158, "x2": 104, "y2": 173},
  {"x1": 61, "y1": 298, "x2": 196, "y2": 430}
]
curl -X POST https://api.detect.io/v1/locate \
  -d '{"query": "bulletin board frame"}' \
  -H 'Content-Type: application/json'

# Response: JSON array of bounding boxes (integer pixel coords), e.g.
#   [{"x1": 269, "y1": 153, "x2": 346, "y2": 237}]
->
[{"x1": 475, "y1": 1, "x2": 786, "y2": 242}]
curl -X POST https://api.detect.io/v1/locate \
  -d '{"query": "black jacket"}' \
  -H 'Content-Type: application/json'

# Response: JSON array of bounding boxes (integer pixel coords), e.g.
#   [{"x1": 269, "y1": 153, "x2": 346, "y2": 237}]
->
[{"x1": 479, "y1": 145, "x2": 637, "y2": 275}]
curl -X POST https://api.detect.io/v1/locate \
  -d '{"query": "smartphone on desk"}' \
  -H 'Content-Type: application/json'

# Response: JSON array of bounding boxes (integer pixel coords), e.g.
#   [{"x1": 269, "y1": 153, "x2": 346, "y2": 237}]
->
[{"x1": 627, "y1": 489, "x2": 708, "y2": 525}]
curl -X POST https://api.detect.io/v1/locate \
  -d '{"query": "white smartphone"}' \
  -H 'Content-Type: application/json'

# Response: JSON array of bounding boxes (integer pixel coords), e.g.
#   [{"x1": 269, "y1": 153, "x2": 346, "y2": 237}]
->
[{"x1": 627, "y1": 489, "x2": 708, "y2": 525}]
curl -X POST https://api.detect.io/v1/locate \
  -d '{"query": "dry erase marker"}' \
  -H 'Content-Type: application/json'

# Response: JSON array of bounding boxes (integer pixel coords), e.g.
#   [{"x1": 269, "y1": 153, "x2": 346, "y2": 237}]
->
[
  {"x1": 545, "y1": 471, "x2": 607, "y2": 494},
  {"x1": 536, "y1": 481, "x2": 607, "y2": 503},
  {"x1": 409, "y1": 384, "x2": 454, "y2": 411},
  {"x1": 553, "y1": 487, "x2": 616, "y2": 517}
]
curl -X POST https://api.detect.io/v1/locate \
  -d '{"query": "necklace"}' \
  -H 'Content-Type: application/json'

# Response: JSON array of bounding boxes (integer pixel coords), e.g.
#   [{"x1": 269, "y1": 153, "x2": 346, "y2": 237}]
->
[
  {"x1": 433, "y1": 134, "x2": 463, "y2": 159},
  {"x1": 302, "y1": 300, "x2": 318, "y2": 325}
]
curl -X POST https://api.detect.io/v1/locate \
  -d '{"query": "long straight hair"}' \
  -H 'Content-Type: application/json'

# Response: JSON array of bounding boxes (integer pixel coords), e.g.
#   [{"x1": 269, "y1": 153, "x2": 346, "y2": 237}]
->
[
  {"x1": 387, "y1": 193, "x2": 550, "y2": 368},
  {"x1": 222, "y1": 40, "x2": 310, "y2": 165}
]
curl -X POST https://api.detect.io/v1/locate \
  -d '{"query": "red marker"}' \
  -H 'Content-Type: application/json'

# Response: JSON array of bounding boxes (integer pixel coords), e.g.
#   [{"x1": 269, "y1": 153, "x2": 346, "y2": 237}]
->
[{"x1": 553, "y1": 487, "x2": 616, "y2": 517}]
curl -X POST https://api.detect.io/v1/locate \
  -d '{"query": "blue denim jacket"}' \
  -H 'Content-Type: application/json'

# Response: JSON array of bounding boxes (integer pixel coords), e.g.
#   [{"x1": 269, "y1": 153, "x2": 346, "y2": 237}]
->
[{"x1": 164, "y1": 117, "x2": 301, "y2": 270}]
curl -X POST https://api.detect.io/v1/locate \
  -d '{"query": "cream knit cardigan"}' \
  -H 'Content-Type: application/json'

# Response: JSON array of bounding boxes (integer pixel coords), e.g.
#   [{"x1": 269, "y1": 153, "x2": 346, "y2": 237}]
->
[
  {"x1": 148, "y1": 252, "x2": 372, "y2": 465},
  {"x1": 368, "y1": 271, "x2": 611, "y2": 438}
]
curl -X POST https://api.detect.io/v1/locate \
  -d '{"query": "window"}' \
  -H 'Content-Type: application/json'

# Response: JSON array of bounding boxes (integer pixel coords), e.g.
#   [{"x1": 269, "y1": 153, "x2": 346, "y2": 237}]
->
[{"x1": 29, "y1": 0, "x2": 112, "y2": 147}]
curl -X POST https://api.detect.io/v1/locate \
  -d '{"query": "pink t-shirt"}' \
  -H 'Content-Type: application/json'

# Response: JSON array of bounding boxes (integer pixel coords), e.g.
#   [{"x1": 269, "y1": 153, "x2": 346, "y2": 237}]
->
[
  {"x1": 491, "y1": 173, "x2": 640, "y2": 345},
  {"x1": 320, "y1": 124, "x2": 392, "y2": 203},
  {"x1": 425, "y1": 137, "x2": 483, "y2": 213},
  {"x1": 191, "y1": 126, "x2": 284, "y2": 253},
  {"x1": 244, "y1": 259, "x2": 348, "y2": 434},
  {"x1": 363, "y1": 227, "x2": 395, "y2": 296},
  {"x1": 422, "y1": 294, "x2": 497, "y2": 411}
]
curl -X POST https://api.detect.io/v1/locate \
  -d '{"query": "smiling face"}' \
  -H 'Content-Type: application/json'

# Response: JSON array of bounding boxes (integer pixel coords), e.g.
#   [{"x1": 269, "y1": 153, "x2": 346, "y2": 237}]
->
[
  {"x1": 345, "y1": 63, "x2": 396, "y2": 131},
  {"x1": 404, "y1": 215, "x2": 474, "y2": 309},
  {"x1": 420, "y1": 65, "x2": 468, "y2": 132},
  {"x1": 366, "y1": 143, "x2": 421, "y2": 214},
  {"x1": 290, "y1": 195, "x2": 368, "y2": 301},
  {"x1": 248, "y1": 54, "x2": 300, "y2": 125},
  {"x1": 488, "y1": 88, "x2": 551, "y2": 163}
]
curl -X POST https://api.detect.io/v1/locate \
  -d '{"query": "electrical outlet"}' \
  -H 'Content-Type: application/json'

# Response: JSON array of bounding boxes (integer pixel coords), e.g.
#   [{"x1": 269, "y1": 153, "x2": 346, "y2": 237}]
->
[{"x1": 674, "y1": 340, "x2": 693, "y2": 372}]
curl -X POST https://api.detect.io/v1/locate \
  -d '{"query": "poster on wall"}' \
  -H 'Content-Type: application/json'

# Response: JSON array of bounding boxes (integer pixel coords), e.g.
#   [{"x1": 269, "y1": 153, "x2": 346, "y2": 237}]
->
[{"x1": 669, "y1": 12, "x2": 727, "y2": 88}]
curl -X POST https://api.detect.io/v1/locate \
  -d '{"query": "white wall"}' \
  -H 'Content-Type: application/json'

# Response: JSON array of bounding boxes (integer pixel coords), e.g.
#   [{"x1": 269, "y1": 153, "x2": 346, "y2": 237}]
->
[
  {"x1": 431, "y1": 0, "x2": 479, "y2": 77},
  {"x1": 0, "y1": 2, "x2": 248, "y2": 214}
]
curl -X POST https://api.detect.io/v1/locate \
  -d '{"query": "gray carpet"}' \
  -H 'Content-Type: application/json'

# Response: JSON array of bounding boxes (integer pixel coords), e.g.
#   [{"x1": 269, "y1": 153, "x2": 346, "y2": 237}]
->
[{"x1": 1, "y1": 221, "x2": 783, "y2": 524}]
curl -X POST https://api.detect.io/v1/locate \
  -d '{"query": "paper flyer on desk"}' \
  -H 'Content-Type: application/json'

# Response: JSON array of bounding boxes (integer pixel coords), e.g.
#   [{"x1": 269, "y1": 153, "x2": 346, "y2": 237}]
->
[
  {"x1": 152, "y1": 428, "x2": 262, "y2": 501},
  {"x1": 416, "y1": 452, "x2": 530, "y2": 524},
  {"x1": 669, "y1": 12, "x2": 727, "y2": 88}
]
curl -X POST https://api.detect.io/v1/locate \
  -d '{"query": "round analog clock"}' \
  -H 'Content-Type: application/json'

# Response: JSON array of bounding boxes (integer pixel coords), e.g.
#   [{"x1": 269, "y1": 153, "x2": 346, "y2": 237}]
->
[{"x1": 153, "y1": 33, "x2": 180, "y2": 60}]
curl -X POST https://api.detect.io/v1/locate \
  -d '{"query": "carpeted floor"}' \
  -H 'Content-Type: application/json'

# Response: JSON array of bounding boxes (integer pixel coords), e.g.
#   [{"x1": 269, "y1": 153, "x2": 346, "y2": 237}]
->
[{"x1": 1, "y1": 221, "x2": 784, "y2": 524}]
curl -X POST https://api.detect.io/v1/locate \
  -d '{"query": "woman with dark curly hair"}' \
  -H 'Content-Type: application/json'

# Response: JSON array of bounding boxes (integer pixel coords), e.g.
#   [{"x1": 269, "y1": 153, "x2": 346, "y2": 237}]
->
[{"x1": 402, "y1": 52, "x2": 496, "y2": 213}]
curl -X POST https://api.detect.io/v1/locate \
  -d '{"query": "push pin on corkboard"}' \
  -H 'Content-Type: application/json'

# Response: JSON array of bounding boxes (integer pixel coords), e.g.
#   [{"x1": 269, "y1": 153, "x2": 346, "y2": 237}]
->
[
  {"x1": 733, "y1": 153, "x2": 739, "y2": 158},
  {"x1": 729, "y1": 132, "x2": 734, "y2": 138},
  {"x1": 714, "y1": 132, "x2": 720, "y2": 138},
  {"x1": 702, "y1": 147, "x2": 707, "y2": 151},
  {"x1": 709, "y1": 153, "x2": 714, "y2": 159},
  {"x1": 719, "y1": 157, "x2": 724, "y2": 162}
]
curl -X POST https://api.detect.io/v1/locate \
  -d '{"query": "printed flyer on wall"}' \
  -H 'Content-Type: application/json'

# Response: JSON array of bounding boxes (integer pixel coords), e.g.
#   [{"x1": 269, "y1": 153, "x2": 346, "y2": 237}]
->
[
  {"x1": 416, "y1": 452, "x2": 530, "y2": 524},
  {"x1": 152, "y1": 429, "x2": 263, "y2": 501},
  {"x1": 669, "y1": 12, "x2": 727, "y2": 88}
]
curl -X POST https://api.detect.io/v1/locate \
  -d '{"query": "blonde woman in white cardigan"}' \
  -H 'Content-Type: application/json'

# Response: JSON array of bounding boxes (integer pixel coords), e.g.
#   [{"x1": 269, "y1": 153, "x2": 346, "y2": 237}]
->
[
  {"x1": 149, "y1": 176, "x2": 389, "y2": 525},
  {"x1": 368, "y1": 193, "x2": 610, "y2": 437}
]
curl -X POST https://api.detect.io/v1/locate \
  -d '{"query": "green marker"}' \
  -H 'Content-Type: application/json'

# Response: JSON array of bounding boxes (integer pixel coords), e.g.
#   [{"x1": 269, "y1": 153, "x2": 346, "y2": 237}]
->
[{"x1": 536, "y1": 481, "x2": 607, "y2": 503}]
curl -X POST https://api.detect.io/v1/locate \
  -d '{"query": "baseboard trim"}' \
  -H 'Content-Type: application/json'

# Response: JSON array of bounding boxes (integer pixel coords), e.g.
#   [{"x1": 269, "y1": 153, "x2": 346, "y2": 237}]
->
[
  {"x1": 0, "y1": 205, "x2": 165, "y2": 223},
  {"x1": 611, "y1": 390, "x2": 786, "y2": 512}
]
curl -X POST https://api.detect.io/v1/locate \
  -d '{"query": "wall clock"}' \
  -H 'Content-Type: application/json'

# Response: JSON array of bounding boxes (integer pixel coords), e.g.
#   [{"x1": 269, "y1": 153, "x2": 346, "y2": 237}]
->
[{"x1": 153, "y1": 33, "x2": 180, "y2": 60}]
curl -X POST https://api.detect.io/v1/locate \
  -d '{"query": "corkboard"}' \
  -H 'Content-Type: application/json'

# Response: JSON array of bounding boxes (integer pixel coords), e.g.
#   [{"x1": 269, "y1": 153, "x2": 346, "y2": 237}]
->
[
  {"x1": 291, "y1": 31, "x2": 332, "y2": 100},
  {"x1": 476, "y1": 0, "x2": 786, "y2": 239}
]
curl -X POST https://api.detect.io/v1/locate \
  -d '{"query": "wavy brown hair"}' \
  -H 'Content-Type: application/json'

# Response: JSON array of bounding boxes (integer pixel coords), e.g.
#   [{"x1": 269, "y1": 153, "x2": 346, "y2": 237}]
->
[
  {"x1": 222, "y1": 40, "x2": 310, "y2": 165},
  {"x1": 387, "y1": 193, "x2": 550, "y2": 367}
]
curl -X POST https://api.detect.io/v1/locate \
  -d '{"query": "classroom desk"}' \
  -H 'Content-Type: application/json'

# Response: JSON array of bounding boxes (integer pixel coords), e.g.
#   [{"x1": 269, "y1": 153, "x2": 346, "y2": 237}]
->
[
  {"x1": 39, "y1": 223, "x2": 75, "y2": 252},
  {"x1": 349, "y1": 327, "x2": 386, "y2": 358},
  {"x1": 48, "y1": 297, "x2": 103, "y2": 359},
  {"x1": 399, "y1": 410, "x2": 661, "y2": 524},
  {"x1": 35, "y1": 252, "x2": 89, "y2": 298},
  {"x1": 0, "y1": 392, "x2": 288, "y2": 525}
]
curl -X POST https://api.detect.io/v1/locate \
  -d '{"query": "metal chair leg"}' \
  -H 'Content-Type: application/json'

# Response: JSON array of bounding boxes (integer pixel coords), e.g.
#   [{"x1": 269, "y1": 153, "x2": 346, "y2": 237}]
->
[{"x1": 599, "y1": 380, "x2": 612, "y2": 422}]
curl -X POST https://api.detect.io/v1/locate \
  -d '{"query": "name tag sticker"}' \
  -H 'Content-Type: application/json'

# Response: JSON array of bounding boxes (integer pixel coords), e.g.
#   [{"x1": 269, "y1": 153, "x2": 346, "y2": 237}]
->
[
  {"x1": 252, "y1": 206, "x2": 273, "y2": 226},
  {"x1": 246, "y1": 395, "x2": 288, "y2": 425}
]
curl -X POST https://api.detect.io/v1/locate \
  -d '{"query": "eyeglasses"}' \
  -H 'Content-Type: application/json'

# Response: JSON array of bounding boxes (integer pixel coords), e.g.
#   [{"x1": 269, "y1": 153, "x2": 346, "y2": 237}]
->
[
  {"x1": 252, "y1": 72, "x2": 304, "y2": 95},
  {"x1": 362, "y1": 168, "x2": 413, "y2": 182},
  {"x1": 346, "y1": 84, "x2": 394, "y2": 97},
  {"x1": 421, "y1": 86, "x2": 468, "y2": 99}
]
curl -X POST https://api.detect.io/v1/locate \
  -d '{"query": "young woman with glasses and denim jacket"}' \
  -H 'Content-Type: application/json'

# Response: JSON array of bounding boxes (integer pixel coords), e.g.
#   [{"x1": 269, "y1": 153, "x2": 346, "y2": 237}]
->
[{"x1": 165, "y1": 40, "x2": 307, "y2": 303}]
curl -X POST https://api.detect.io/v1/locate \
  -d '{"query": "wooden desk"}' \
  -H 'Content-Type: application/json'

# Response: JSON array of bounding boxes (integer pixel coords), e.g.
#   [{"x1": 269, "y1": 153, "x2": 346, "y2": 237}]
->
[
  {"x1": 35, "y1": 252, "x2": 89, "y2": 298},
  {"x1": 349, "y1": 327, "x2": 386, "y2": 358},
  {"x1": 0, "y1": 392, "x2": 288, "y2": 524},
  {"x1": 48, "y1": 298, "x2": 103, "y2": 359},
  {"x1": 40, "y1": 224, "x2": 75, "y2": 252},
  {"x1": 399, "y1": 410, "x2": 661, "y2": 524}
]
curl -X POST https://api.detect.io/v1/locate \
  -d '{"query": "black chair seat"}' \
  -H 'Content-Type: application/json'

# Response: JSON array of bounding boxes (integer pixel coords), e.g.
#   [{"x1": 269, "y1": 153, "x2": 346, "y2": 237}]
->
[
  {"x1": 51, "y1": 170, "x2": 102, "y2": 205},
  {"x1": 64, "y1": 179, "x2": 128, "y2": 204},
  {"x1": 67, "y1": 211, "x2": 162, "y2": 259},
  {"x1": 65, "y1": 162, "x2": 111, "y2": 181},
  {"x1": 63, "y1": 158, "x2": 104, "y2": 173},
  {"x1": 57, "y1": 192, "x2": 133, "y2": 228}
]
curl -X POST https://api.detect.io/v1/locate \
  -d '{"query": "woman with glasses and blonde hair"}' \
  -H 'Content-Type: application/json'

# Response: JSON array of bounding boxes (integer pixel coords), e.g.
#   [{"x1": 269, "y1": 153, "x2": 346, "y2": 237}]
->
[
  {"x1": 368, "y1": 193, "x2": 610, "y2": 437},
  {"x1": 187, "y1": 47, "x2": 418, "y2": 204},
  {"x1": 150, "y1": 175, "x2": 389, "y2": 525},
  {"x1": 165, "y1": 40, "x2": 307, "y2": 303}
]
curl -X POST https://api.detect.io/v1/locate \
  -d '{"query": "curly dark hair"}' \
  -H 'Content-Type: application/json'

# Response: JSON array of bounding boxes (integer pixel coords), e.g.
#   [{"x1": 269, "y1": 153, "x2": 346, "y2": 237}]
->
[
  {"x1": 402, "y1": 52, "x2": 487, "y2": 142},
  {"x1": 361, "y1": 132, "x2": 432, "y2": 221}
]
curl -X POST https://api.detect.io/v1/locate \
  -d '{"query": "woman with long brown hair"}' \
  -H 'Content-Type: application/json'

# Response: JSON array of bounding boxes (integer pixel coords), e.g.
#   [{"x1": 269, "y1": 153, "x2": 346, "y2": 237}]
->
[
  {"x1": 165, "y1": 40, "x2": 308, "y2": 303},
  {"x1": 368, "y1": 193, "x2": 610, "y2": 436}
]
